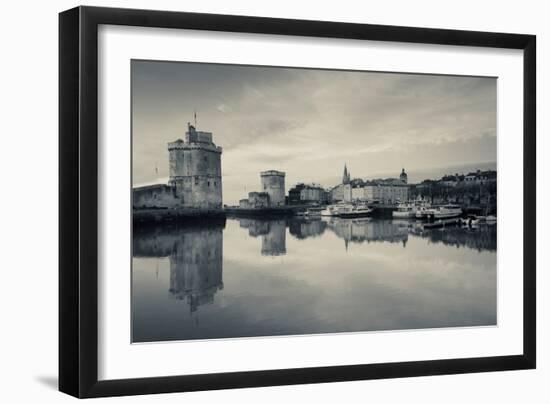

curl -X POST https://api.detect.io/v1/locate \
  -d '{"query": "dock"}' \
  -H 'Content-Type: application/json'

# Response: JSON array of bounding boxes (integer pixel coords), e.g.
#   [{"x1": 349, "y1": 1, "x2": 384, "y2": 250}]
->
[
  {"x1": 133, "y1": 207, "x2": 226, "y2": 224},
  {"x1": 224, "y1": 206, "x2": 299, "y2": 218}
]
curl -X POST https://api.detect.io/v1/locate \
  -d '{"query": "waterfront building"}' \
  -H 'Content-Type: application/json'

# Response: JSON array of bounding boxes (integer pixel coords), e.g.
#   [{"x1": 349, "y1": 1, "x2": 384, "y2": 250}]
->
[
  {"x1": 331, "y1": 183, "x2": 353, "y2": 202},
  {"x1": 464, "y1": 170, "x2": 497, "y2": 184},
  {"x1": 360, "y1": 179, "x2": 409, "y2": 204},
  {"x1": 239, "y1": 192, "x2": 270, "y2": 208},
  {"x1": 331, "y1": 165, "x2": 409, "y2": 204},
  {"x1": 288, "y1": 183, "x2": 329, "y2": 205},
  {"x1": 440, "y1": 174, "x2": 461, "y2": 187},
  {"x1": 133, "y1": 122, "x2": 223, "y2": 210}
]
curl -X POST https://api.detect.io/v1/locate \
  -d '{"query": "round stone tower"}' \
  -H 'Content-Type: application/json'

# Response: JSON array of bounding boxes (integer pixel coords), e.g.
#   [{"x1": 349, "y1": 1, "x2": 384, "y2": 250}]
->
[
  {"x1": 168, "y1": 123, "x2": 222, "y2": 209},
  {"x1": 260, "y1": 170, "x2": 286, "y2": 207}
]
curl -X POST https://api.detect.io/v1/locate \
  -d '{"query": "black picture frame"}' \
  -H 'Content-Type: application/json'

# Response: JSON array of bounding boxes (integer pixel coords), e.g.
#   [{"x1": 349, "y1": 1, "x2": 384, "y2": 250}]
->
[{"x1": 59, "y1": 5, "x2": 536, "y2": 398}]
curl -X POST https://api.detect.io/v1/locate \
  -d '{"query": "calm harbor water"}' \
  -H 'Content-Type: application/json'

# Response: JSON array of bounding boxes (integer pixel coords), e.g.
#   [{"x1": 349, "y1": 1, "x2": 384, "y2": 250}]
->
[{"x1": 132, "y1": 217, "x2": 497, "y2": 343}]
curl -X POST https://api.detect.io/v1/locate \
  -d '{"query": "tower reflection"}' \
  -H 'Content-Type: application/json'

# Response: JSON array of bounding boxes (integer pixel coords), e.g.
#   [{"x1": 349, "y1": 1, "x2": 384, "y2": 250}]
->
[
  {"x1": 237, "y1": 218, "x2": 287, "y2": 256},
  {"x1": 133, "y1": 219, "x2": 225, "y2": 313}
]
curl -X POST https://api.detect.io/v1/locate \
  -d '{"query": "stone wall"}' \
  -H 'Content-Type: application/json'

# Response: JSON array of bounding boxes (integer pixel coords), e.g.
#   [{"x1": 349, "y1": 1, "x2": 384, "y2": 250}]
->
[
  {"x1": 248, "y1": 192, "x2": 270, "y2": 208},
  {"x1": 133, "y1": 184, "x2": 177, "y2": 209}
]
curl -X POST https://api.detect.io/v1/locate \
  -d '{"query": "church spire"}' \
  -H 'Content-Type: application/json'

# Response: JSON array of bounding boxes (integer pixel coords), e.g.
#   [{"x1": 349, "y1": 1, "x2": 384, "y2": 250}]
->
[{"x1": 343, "y1": 164, "x2": 350, "y2": 184}]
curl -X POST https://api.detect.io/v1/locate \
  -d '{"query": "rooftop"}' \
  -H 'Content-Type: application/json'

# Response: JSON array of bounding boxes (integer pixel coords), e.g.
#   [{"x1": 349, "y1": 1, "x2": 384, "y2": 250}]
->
[
  {"x1": 261, "y1": 170, "x2": 286, "y2": 176},
  {"x1": 132, "y1": 183, "x2": 171, "y2": 192}
]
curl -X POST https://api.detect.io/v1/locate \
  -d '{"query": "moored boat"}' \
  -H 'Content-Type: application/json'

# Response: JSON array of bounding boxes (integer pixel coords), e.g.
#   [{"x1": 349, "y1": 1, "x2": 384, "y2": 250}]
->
[
  {"x1": 320, "y1": 202, "x2": 349, "y2": 217},
  {"x1": 305, "y1": 206, "x2": 324, "y2": 216},
  {"x1": 415, "y1": 204, "x2": 433, "y2": 219},
  {"x1": 430, "y1": 204, "x2": 462, "y2": 219},
  {"x1": 338, "y1": 204, "x2": 373, "y2": 218},
  {"x1": 393, "y1": 202, "x2": 417, "y2": 218}
]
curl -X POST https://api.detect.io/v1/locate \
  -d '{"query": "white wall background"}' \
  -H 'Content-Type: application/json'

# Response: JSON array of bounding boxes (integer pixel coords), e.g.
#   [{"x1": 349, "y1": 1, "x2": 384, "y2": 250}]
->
[{"x1": 0, "y1": 0, "x2": 546, "y2": 402}]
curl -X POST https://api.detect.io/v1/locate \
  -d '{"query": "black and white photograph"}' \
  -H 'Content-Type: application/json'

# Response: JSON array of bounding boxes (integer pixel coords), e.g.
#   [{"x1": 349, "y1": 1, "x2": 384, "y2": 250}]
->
[{"x1": 131, "y1": 60, "x2": 498, "y2": 343}]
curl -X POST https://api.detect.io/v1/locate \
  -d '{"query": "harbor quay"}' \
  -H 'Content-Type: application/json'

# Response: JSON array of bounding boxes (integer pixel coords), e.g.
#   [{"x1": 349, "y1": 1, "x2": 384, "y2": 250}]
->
[{"x1": 132, "y1": 122, "x2": 496, "y2": 222}]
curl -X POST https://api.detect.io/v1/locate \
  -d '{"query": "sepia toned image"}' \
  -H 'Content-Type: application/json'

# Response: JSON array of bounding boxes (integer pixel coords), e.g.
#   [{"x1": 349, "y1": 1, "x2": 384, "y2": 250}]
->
[{"x1": 131, "y1": 60, "x2": 497, "y2": 343}]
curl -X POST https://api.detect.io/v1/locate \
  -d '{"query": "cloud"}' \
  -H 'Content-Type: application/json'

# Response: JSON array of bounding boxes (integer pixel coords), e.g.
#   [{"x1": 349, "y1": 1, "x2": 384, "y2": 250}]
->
[
  {"x1": 216, "y1": 103, "x2": 231, "y2": 113},
  {"x1": 132, "y1": 61, "x2": 496, "y2": 204}
]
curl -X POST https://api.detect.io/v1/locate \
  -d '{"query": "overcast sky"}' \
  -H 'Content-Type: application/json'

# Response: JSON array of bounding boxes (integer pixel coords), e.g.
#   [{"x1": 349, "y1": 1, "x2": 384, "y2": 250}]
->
[{"x1": 132, "y1": 60, "x2": 496, "y2": 205}]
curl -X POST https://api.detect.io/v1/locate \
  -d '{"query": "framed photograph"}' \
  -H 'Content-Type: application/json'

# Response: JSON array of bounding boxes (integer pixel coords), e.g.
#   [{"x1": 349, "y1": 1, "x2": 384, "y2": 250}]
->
[{"x1": 59, "y1": 6, "x2": 536, "y2": 398}]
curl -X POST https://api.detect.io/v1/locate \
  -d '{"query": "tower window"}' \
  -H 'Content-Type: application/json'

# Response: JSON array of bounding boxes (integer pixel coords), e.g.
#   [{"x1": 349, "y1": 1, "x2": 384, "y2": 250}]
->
[
  {"x1": 207, "y1": 181, "x2": 210, "y2": 187},
  {"x1": 194, "y1": 177, "x2": 199, "y2": 185}
]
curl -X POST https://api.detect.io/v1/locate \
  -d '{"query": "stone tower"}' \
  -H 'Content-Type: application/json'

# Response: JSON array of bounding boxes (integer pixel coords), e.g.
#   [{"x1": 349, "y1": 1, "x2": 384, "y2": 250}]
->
[
  {"x1": 260, "y1": 170, "x2": 286, "y2": 206},
  {"x1": 400, "y1": 168, "x2": 408, "y2": 184},
  {"x1": 168, "y1": 123, "x2": 222, "y2": 209}
]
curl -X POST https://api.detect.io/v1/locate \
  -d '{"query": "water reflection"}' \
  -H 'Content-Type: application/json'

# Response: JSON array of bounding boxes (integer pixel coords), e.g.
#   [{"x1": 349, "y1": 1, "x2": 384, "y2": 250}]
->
[
  {"x1": 324, "y1": 218, "x2": 409, "y2": 249},
  {"x1": 238, "y1": 218, "x2": 287, "y2": 256},
  {"x1": 416, "y1": 224, "x2": 497, "y2": 252},
  {"x1": 132, "y1": 217, "x2": 497, "y2": 342},
  {"x1": 288, "y1": 218, "x2": 327, "y2": 239},
  {"x1": 133, "y1": 219, "x2": 224, "y2": 313}
]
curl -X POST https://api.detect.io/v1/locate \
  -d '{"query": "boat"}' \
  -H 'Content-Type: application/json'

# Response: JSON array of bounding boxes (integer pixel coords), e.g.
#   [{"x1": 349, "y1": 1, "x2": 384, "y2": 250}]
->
[
  {"x1": 430, "y1": 204, "x2": 462, "y2": 219},
  {"x1": 305, "y1": 206, "x2": 324, "y2": 217},
  {"x1": 320, "y1": 202, "x2": 349, "y2": 217},
  {"x1": 393, "y1": 202, "x2": 417, "y2": 218},
  {"x1": 338, "y1": 203, "x2": 373, "y2": 218},
  {"x1": 415, "y1": 204, "x2": 433, "y2": 219}
]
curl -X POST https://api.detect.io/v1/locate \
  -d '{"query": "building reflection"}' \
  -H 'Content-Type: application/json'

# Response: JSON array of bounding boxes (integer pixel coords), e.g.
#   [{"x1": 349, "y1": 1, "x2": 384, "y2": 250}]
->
[
  {"x1": 133, "y1": 219, "x2": 225, "y2": 313},
  {"x1": 288, "y1": 218, "x2": 327, "y2": 239},
  {"x1": 324, "y1": 218, "x2": 497, "y2": 252},
  {"x1": 237, "y1": 218, "x2": 287, "y2": 256},
  {"x1": 325, "y1": 218, "x2": 409, "y2": 248},
  {"x1": 417, "y1": 224, "x2": 497, "y2": 252}
]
